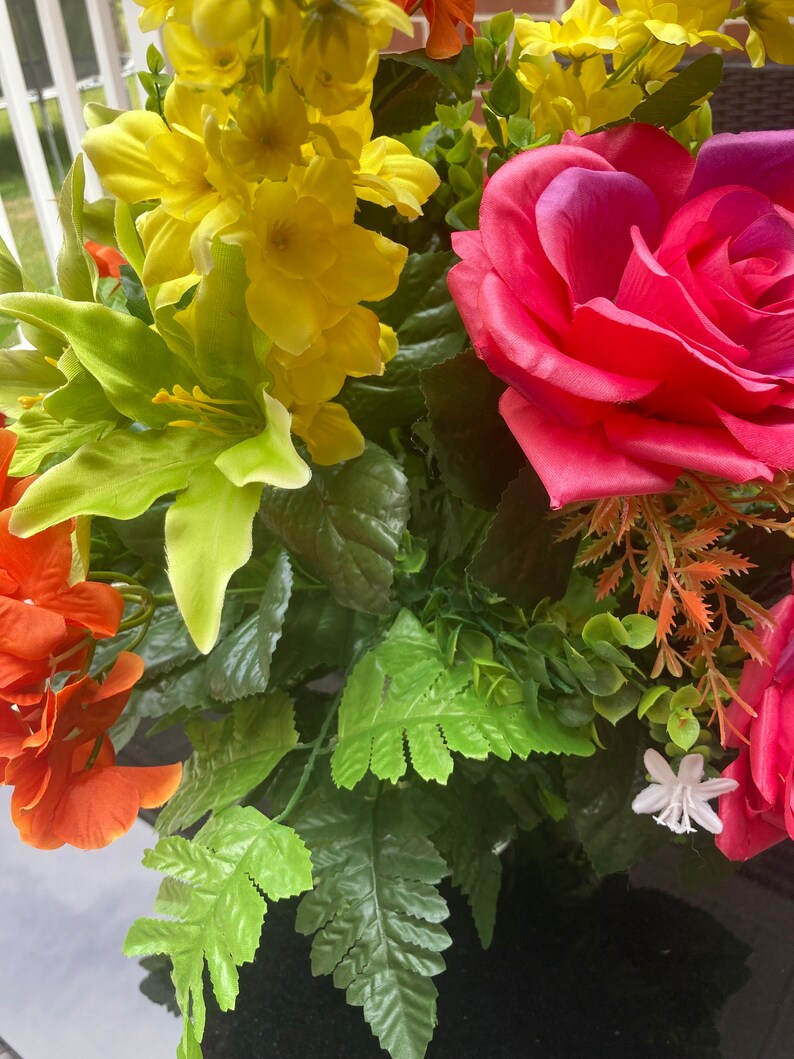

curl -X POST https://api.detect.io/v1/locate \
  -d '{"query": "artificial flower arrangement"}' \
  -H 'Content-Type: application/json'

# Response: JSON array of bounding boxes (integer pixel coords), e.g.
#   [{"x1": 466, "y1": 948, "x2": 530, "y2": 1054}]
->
[{"x1": 1, "y1": 0, "x2": 794, "y2": 1055}]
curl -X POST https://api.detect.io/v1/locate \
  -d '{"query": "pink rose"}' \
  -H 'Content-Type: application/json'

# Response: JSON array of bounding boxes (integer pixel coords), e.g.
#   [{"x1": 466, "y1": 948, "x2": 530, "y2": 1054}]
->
[
  {"x1": 448, "y1": 124, "x2": 794, "y2": 508},
  {"x1": 716, "y1": 575, "x2": 794, "y2": 861}
]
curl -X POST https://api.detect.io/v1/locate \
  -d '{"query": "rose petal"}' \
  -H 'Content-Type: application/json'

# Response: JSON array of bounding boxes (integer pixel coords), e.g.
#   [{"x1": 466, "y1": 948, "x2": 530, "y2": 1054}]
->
[
  {"x1": 688, "y1": 130, "x2": 794, "y2": 213},
  {"x1": 716, "y1": 754, "x2": 786, "y2": 861},
  {"x1": 479, "y1": 272, "x2": 658, "y2": 403},
  {"x1": 567, "y1": 123, "x2": 696, "y2": 221},
  {"x1": 749, "y1": 685, "x2": 782, "y2": 806},
  {"x1": 479, "y1": 144, "x2": 614, "y2": 336},
  {"x1": 534, "y1": 167, "x2": 662, "y2": 304},
  {"x1": 499, "y1": 389, "x2": 676, "y2": 508},
  {"x1": 449, "y1": 230, "x2": 489, "y2": 342},
  {"x1": 605, "y1": 409, "x2": 772, "y2": 483}
]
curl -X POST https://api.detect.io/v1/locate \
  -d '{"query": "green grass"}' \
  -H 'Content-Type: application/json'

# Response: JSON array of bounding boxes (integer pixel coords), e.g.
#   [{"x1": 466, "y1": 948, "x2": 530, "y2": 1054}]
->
[{"x1": 1, "y1": 78, "x2": 139, "y2": 290}]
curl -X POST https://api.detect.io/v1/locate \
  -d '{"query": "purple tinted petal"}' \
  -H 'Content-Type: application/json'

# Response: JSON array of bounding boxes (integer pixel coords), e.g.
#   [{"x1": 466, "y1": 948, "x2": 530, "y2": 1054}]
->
[
  {"x1": 534, "y1": 167, "x2": 662, "y2": 304},
  {"x1": 688, "y1": 130, "x2": 794, "y2": 212}
]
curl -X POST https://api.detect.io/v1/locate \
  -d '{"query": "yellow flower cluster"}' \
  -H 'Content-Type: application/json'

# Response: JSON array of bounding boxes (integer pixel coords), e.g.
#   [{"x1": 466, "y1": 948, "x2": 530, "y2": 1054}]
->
[
  {"x1": 84, "y1": 0, "x2": 439, "y2": 466},
  {"x1": 514, "y1": 0, "x2": 794, "y2": 139}
]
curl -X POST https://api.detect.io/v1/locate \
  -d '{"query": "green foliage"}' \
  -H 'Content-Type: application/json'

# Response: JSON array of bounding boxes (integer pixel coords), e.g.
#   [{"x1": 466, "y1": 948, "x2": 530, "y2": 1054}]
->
[
  {"x1": 468, "y1": 465, "x2": 578, "y2": 609},
  {"x1": 269, "y1": 591, "x2": 375, "y2": 686},
  {"x1": 260, "y1": 443, "x2": 409, "y2": 614},
  {"x1": 139, "y1": 44, "x2": 173, "y2": 116},
  {"x1": 294, "y1": 783, "x2": 451, "y2": 1059},
  {"x1": 206, "y1": 550, "x2": 293, "y2": 700},
  {"x1": 333, "y1": 609, "x2": 592, "y2": 789},
  {"x1": 119, "y1": 264, "x2": 154, "y2": 325},
  {"x1": 421, "y1": 350, "x2": 524, "y2": 509},
  {"x1": 9, "y1": 428, "x2": 228, "y2": 537},
  {"x1": 631, "y1": 54, "x2": 724, "y2": 129},
  {"x1": 564, "y1": 718, "x2": 669, "y2": 876},
  {"x1": 372, "y1": 49, "x2": 476, "y2": 138},
  {"x1": 0, "y1": 346, "x2": 62, "y2": 419},
  {"x1": 125, "y1": 806, "x2": 312, "y2": 1055},
  {"x1": 157, "y1": 693, "x2": 299, "y2": 834},
  {"x1": 56, "y1": 156, "x2": 98, "y2": 303},
  {"x1": 0, "y1": 292, "x2": 193, "y2": 426},
  {"x1": 486, "y1": 66, "x2": 521, "y2": 117},
  {"x1": 165, "y1": 463, "x2": 263, "y2": 653},
  {"x1": 340, "y1": 252, "x2": 467, "y2": 443},
  {"x1": 8, "y1": 408, "x2": 110, "y2": 476},
  {"x1": 429, "y1": 770, "x2": 516, "y2": 949}
]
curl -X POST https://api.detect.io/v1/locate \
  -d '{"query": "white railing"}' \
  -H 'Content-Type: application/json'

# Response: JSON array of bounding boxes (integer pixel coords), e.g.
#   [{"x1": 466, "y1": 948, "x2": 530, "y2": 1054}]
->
[{"x1": 0, "y1": 0, "x2": 162, "y2": 277}]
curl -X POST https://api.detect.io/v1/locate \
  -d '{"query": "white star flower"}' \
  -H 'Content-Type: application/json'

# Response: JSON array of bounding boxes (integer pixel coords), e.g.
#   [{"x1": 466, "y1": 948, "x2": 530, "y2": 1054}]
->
[{"x1": 631, "y1": 749, "x2": 739, "y2": 835}]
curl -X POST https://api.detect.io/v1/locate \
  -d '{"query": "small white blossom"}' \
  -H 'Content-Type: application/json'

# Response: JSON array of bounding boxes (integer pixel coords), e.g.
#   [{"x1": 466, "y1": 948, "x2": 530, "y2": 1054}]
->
[{"x1": 631, "y1": 749, "x2": 739, "y2": 835}]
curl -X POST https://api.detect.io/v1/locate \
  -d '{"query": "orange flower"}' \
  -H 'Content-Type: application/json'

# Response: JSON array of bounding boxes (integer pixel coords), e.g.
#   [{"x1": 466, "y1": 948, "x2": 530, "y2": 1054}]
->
[
  {"x1": 84, "y1": 240, "x2": 127, "y2": 281},
  {"x1": 1, "y1": 654, "x2": 182, "y2": 850},
  {"x1": 0, "y1": 429, "x2": 124, "y2": 698},
  {"x1": 402, "y1": 0, "x2": 475, "y2": 59}
]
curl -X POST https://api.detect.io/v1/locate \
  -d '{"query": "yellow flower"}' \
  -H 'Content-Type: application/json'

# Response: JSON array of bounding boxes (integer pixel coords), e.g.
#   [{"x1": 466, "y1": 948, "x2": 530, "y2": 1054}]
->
[
  {"x1": 230, "y1": 157, "x2": 405, "y2": 354},
  {"x1": 743, "y1": 0, "x2": 794, "y2": 66},
  {"x1": 515, "y1": 1, "x2": 621, "y2": 61},
  {"x1": 291, "y1": 401, "x2": 365, "y2": 464},
  {"x1": 190, "y1": 0, "x2": 262, "y2": 45},
  {"x1": 134, "y1": 0, "x2": 175, "y2": 31},
  {"x1": 293, "y1": 0, "x2": 409, "y2": 113},
  {"x1": 163, "y1": 19, "x2": 253, "y2": 89},
  {"x1": 616, "y1": 1, "x2": 741, "y2": 50},
  {"x1": 222, "y1": 73, "x2": 310, "y2": 181},
  {"x1": 270, "y1": 305, "x2": 386, "y2": 406},
  {"x1": 519, "y1": 55, "x2": 643, "y2": 138},
  {"x1": 83, "y1": 85, "x2": 245, "y2": 286},
  {"x1": 355, "y1": 138, "x2": 440, "y2": 219},
  {"x1": 629, "y1": 39, "x2": 686, "y2": 86}
]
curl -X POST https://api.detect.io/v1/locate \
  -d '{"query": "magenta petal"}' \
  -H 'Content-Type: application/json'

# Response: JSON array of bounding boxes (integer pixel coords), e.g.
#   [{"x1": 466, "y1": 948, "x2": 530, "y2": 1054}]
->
[
  {"x1": 567, "y1": 298, "x2": 781, "y2": 415},
  {"x1": 499, "y1": 389, "x2": 677, "y2": 508},
  {"x1": 479, "y1": 145, "x2": 614, "y2": 336},
  {"x1": 714, "y1": 405, "x2": 794, "y2": 467},
  {"x1": 449, "y1": 230, "x2": 489, "y2": 343},
  {"x1": 749, "y1": 685, "x2": 782, "y2": 806},
  {"x1": 534, "y1": 167, "x2": 662, "y2": 303},
  {"x1": 716, "y1": 754, "x2": 786, "y2": 862},
  {"x1": 617, "y1": 227, "x2": 752, "y2": 365},
  {"x1": 688, "y1": 130, "x2": 794, "y2": 212},
  {"x1": 605, "y1": 410, "x2": 773, "y2": 483},
  {"x1": 567, "y1": 123, "x2": 696, "y2": 221},
  {"x1": 479, "y1": 272, "x2": 658, "y2": 404}
]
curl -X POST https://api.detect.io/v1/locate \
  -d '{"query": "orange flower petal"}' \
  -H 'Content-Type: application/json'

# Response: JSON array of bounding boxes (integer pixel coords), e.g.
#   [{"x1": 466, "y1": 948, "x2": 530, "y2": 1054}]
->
[
  {"x1": 49, "y1": 767, "x2": 140, "y2": 849},
  {"x1": 112, "y1": 762, "x2": 183, "y2": 809}
]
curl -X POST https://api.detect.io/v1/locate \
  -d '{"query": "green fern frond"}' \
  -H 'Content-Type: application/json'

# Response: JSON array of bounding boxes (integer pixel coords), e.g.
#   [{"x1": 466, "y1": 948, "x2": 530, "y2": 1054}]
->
[
  {"x1": 294, "y1": 783, "x2": 451, "y2": 1059},
  {"x1": 125, "y1": 806, "x2": 313, "y2": 1056},
  {"x1": 332, "y1": 609, "x2": 592, "y2": 788},
  {"x1": 156, "y1": 691, "x2": 298, "y2": 834}
]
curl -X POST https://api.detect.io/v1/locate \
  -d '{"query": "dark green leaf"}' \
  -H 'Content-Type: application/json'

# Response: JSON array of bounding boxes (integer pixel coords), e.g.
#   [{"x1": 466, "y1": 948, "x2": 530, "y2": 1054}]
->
[
  {"x1": 564, "y1": 718, "x2": 669, "y2": 876},
  {"x1": 372, "y1": 58, "x2": 452, "y2": 137},
  {"x1": 259, "y1": 444, "x2": 409, "y2": 615},
  {"x1": 205, "y1": 550, "x2": 292, "y2": 702},
  {"x1": 631, "y1": 54, "x2": 724, "y2": 129},
  {"x1": 119, "y1": 263, "x2": 154, "y2": 324},
  {"x1": 487, "y1": 66, "x2": 521, "y2": 117},
  {"x1": 421, "y1": 351, "x2": 524, "y2": 509},
  {"x1": 294, "y1": 782, "x2": 451, "y2": 1059},
  {"x1": 468, "y1": 464, "x2": 578, "y2": 608},
  {"x1": 270, "y1": 592, "x2": 376, "y2": 685},
  {"x1": 157, "y1": 693, "x2": 299, "y2": 833},
  {"x1": 340, "y1": 252, "x2": 467, "y2": 442}
]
